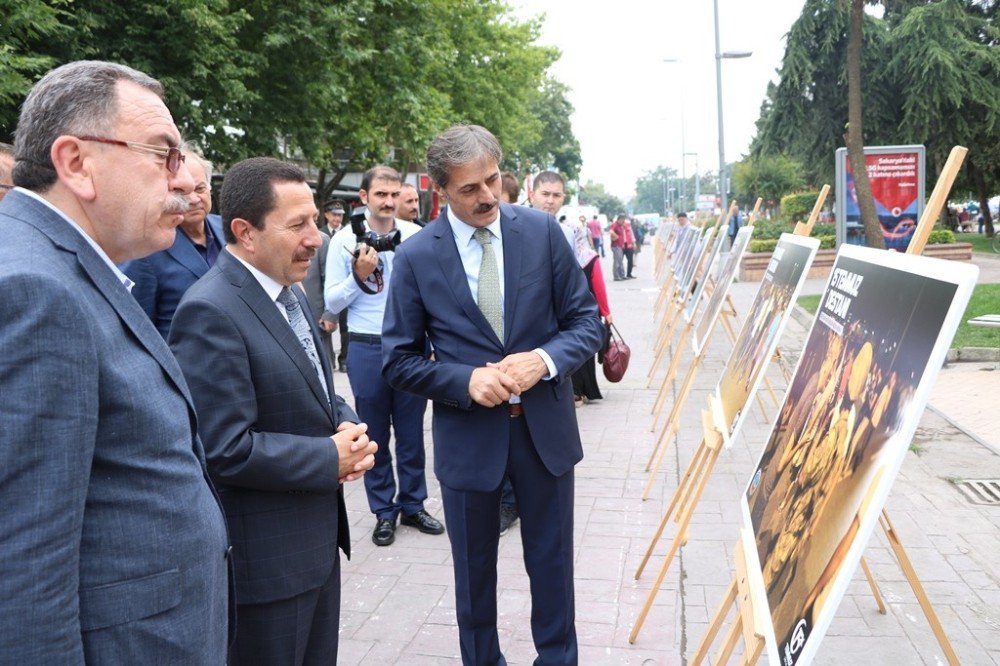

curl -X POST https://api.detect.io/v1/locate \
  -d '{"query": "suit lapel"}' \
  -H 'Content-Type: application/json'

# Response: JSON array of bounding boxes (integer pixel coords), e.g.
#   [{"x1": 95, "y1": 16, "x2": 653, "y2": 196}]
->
[
  {"x1": 7, "y1": 193, "x2": 197, "y2": 405},
  {"x1": 165, "y1": 229, "x2": 211, "y2": 278},
  {"x1": 500, "y1": 207, "x2": 522, "y2": 346},
  {"x1": 220, "y1": 253, "x2": 335, "y2": 425},
  {"x1": 431, "y1": 214, "x2": 503, "y2": 348}
]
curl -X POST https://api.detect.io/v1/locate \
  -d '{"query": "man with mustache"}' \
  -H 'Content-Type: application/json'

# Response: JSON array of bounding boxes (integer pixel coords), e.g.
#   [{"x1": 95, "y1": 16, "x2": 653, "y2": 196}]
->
[
  {"x1": 396, "y1": 182, "x2": 427, "y2": 227},
  {"x1": 169, "y1": 156, "x2": 377, "y2": 664},
  {"x1": 0, "y1": 60, "x2": 229, "y2": 662},
  {"x1": 325, "y1": 165, "x2": 444, "y2": 546},
  {"x1": 121, "y1": 146, "x2": 224, "y2": 338},
  {"x1": 383, "y1": 125, "x2": 604, "y2": 665}
]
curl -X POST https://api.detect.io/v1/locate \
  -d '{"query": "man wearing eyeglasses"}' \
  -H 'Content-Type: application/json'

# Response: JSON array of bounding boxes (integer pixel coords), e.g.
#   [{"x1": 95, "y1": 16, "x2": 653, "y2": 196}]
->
[
  {"x1": 0, "y1": 142, "x2": 14, "y2": 200},
  {"x1": 325, "y1": 165, "x2": 444, "y2": 547},
  {"x1": 120, "y1": 147, "x2": 225, "y2": 338},
  {"x1": 0, "y1": 61, "x2": 229, "y2": 662}
]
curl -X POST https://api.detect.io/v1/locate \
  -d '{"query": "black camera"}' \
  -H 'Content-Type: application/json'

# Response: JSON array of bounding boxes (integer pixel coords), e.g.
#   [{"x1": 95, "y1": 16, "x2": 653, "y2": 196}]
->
[{"x1": 350, "y1": 207, "x2": 401, "y2": 256}]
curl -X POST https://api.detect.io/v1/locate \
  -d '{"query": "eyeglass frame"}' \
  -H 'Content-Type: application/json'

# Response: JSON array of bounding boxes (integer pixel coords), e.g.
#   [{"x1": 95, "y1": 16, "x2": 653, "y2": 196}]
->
[{"x1": 73, "y1": 135, "x2": 186, "y2": 175}]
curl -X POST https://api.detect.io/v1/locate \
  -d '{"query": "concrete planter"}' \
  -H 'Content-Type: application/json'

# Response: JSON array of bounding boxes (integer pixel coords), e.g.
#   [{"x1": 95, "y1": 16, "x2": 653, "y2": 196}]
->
[{"x1": 738, "y1": 242, "x2": 973, "y2": 282}]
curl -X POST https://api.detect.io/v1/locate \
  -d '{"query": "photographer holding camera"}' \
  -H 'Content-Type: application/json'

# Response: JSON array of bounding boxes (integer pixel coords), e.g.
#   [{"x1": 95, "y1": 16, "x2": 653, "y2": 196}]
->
[{"x1": 324, "y1": 165, "x2": 444, "y2": 547}]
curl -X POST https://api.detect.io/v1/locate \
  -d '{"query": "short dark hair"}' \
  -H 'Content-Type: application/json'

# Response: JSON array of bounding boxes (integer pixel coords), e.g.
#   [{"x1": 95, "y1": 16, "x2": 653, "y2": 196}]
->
[
  {"x1": 220, "y1": 157, "x2": 306, "y2": 244},
  {"x1": 360, "y1": 165, "x2": 401, "y2": 192},
  {"x1": 677, "y1": 211, "x2": 688, "y2": 219},
  {"x1": 13, "y1": 60, "x2": 163, "y2": 192},
  {"x1": 500, "y1": 172, "x2": 520, "y2": 202},
  {"x1": 533, "y1": 170, "x2": 564, "y2": 190}
]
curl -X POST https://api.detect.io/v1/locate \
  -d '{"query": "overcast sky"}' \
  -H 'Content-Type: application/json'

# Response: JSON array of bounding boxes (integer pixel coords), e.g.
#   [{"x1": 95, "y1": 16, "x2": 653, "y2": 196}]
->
[{"x1": 510, "y1": 0, "x2": 807, "y2": 201}]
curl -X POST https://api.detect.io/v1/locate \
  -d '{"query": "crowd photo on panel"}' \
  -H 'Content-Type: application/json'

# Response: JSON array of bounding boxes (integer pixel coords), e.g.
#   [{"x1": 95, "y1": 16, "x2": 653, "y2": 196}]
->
[{"x1": 0, "y1": 58, "x2": 661, "y2": 666}]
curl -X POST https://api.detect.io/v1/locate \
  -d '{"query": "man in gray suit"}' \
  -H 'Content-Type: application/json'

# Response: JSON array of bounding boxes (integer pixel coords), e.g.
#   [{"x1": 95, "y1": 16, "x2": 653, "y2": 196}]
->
[
  {"x1": 0, "y1": 61, "x2": 230, "y2": 661},
  {"x1": 170, "y1": 157, "x2": 376, "y2": 664}
]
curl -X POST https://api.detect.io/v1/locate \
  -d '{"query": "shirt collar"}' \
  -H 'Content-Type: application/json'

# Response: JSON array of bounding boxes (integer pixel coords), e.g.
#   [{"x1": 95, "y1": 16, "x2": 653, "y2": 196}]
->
[
  {"x1": 446, "y1": 206, "x2": 502, "y2": 246},
  {"x1": 16, "y1": 187, "x2": 134, "y2": 292},
  {"x1": 226, "y1": 248, "x2": 286, "y2": 303}
]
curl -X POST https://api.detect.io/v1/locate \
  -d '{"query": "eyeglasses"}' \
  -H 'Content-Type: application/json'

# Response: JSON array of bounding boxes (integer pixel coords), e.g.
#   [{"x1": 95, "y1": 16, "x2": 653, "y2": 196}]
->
[
  {"x1": 74, "y1": 135, "x2": 186, "y2": 174},
  {"x1": 0, "y1": 184, "x2": 12, "y2": 191}
]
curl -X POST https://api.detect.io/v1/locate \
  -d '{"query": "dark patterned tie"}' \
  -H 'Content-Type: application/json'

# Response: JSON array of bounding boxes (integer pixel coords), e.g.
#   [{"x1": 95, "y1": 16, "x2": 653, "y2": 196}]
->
[
  {"x1": 474, "y1": 228, "x2": 503, "y2": 340},
  {"x1": 277, "y1": 287, "x2": 330, "y2": 402}
]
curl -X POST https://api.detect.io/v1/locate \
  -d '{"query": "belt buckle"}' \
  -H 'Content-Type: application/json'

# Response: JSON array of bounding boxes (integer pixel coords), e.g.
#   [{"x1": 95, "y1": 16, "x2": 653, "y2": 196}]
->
[{"x1": 508, "y1": 403, "x2": 523, "y2": 418}]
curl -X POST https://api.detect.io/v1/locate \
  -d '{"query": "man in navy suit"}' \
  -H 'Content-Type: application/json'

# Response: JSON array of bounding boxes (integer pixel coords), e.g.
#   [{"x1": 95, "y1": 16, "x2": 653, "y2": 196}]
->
[
  {"x1": 0, "y1": 60, "x2": 229, "y2": 662},
  {"x1": 121, "y1": 147, "x2": 224, "y2": 337},
  {"x1": 383, "y1": 125, "x2": 604, "y2": 665},
  {"x1": 169, "y1": 157, "x2": 377, "y2": 664}
]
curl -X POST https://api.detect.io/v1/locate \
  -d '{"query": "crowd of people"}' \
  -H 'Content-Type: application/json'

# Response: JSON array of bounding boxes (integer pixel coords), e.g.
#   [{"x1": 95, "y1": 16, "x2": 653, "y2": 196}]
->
[{"x1": 0, "y1": 60, "x2": 654, "y2": 666}]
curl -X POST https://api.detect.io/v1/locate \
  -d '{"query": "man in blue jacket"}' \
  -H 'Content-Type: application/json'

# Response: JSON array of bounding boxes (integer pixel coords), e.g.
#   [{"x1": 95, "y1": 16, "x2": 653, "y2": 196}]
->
[{"x1": 382, "y1": 124, "x2": 604, "y2": 665}]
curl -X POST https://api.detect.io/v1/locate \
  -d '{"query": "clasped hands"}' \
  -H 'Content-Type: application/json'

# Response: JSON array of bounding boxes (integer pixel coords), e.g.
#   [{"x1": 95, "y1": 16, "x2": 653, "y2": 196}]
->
[
  {"x1": 332, "y1": 422, "x2": 378, "y2": 483},
  {"x1": 468, "y1": 351, "x2": 547, "y2": 408}
]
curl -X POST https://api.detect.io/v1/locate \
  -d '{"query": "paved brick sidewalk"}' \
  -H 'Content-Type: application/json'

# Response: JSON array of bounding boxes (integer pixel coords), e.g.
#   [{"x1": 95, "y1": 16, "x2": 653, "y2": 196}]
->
[{"x1": 334, "y1": 243, "x2": 1000, "y2": 664}]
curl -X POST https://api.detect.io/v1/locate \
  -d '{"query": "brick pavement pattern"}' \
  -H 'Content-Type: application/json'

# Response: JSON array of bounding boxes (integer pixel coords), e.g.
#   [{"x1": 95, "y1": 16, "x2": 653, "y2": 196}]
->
[{"x1": 335, "y1": 243, "x2": 1000, "y2": 665}]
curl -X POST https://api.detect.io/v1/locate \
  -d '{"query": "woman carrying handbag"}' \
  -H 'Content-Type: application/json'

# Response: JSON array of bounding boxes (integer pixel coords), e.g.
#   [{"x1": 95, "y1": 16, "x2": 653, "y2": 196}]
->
[{"x1": 570, "y1": 225, "x2": 613, "y2": 406}]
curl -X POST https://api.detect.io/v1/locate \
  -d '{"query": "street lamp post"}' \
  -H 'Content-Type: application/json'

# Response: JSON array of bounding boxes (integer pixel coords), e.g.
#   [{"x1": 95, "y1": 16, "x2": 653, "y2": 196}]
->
[
  {"x1": 684, "y1": 152, "x2": 700, "y2": 208},
  {"x1": 713, "y1": 0, "x2": 751, "y2": 215}
]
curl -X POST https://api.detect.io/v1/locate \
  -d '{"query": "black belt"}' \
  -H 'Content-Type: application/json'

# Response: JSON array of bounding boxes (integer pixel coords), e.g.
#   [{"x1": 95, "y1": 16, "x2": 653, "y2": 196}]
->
[
  {"x1": 349, "y1": 333, "x2": 382, "y2": 345},
  {"x1": 504, "y1": 402, "x2": 523, "y2": 418}
]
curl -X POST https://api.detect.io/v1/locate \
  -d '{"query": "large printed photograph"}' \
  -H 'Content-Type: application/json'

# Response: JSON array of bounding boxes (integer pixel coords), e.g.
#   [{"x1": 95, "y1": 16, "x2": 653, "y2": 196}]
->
[
  {"x1": 685, "y1": 228, "x2": 728, "y2": 322},
  {"x1": 678, "y1": 226, "x2": 716, "y2": 301},
  {"x1": 693, "y1": 226, "x2": 754, "y2": 354},
  {"x1": 742, "y1": 246, "x2": 977, "y2": 666},
  {"x1": 714, "y1": 234, "x2": 819, "y2": 444}
]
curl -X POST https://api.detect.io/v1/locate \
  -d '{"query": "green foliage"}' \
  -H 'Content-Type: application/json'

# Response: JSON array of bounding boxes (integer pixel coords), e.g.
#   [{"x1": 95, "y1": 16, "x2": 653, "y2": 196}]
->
[
  {"x1": 752, "y1": 0, "x2": 1000, "y2": 227},
  {"x1": 780, "y1": 191, "x2": 820, "y2": 222},
  {"x1": 952, "y1": 284, "x2": 1000, "y2": 348},
  {"x1": 927, "y1": 229, "x2": 957, "y2": 245},
  {"x1": 579, "y1": 180, "x2": 625, "y2": 219},
  {"x1": 955, "y1": 231, "x2": 999, "y2": 253},
  {"x1": 749, "y1": 238, "x2": 780, "y2": 253},
  {"x1": 731, "y1": 153, "x2": 806, "y2": 206},
  {"x1": 751, "y1": 220, "x2": 794, "y2": 240},
  {"x1": 0, "y1": 0, "x2": 578, "y2": 198},
  {"x1": 633, "y1": 165, "x2": 678, "y2": 215}
]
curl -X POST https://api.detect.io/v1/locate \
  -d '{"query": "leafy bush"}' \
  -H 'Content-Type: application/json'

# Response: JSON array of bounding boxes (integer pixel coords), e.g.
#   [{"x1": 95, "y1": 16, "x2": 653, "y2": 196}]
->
[
  {"x1": 751, "y1": 220, "x2": 794, "y2": 240},
  {"x1": 812, "y1": 223, "x2": 835, "y2": 237},
  {"x1": 927, "y1": 229, "x2": 956, "y2": 245},
  {"x1": 780, "y1": 191, "x2": 820, "y2": 222},
  {"x1": 749, "y1": 238, "x2": 778, "y2": 253},
  {"x1": 818, "y1": 235, "x2": 836, "y2": 249}
]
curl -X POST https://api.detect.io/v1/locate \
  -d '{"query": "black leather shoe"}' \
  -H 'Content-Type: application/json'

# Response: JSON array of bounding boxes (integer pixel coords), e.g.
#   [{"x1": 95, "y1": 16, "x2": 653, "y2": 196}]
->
[
  {"x1": 400, "y1": 510, "x2": 445, "y2": 535},
  {"x1": 372, "y1": 518, "x2": 396, "y2": 546}
]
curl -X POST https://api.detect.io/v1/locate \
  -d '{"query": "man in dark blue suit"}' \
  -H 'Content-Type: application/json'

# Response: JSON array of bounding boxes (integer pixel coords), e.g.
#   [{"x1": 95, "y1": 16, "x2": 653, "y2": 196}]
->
[
  {"x1": 121, "y1": 147, "x2": 224, "y2": 338},
  {"x1": 170, "y1": 157, "x2": 377, "y2": 664},
  {"x1": 383, "y1": 125, "x2": 604, "y2": 665}
]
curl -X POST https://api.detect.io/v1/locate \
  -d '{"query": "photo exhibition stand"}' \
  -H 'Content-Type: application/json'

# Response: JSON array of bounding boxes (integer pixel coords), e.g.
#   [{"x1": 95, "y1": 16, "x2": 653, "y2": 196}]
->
[{"x1": 683, "y1": 147, "x2": 968, "y2": 665}]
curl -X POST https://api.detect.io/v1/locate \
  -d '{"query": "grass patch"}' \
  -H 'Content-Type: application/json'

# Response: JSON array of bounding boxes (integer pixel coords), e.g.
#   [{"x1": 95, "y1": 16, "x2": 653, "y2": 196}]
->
[
  {"x1": 955, "y1": 232, "x2": 998, "y2": 254},
  {"x1": 797, "y1": 295, "x2": 821, "y2": 315},
  {"x1": 797, "y1": 284, "x2": 1000, "y2": 349},
  {"x1": 953, "y1": 283, "x2": 1000, "y2": 348}
]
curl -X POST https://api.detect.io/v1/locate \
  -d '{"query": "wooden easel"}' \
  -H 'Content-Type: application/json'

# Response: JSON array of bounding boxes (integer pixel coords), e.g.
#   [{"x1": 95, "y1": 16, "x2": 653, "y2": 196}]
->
[
  {"x1": 647, "y1": 211, "x2": 729, "y2": 391},
  {"x1": 687, "y1": 147, "x2": 969, "y2": 663},
  {"x1": 649, "y1": 207, "x2": 734, "y2": 424},
  {"x1": 690, "y1": 530, "x2": 766, "y2": 664}
]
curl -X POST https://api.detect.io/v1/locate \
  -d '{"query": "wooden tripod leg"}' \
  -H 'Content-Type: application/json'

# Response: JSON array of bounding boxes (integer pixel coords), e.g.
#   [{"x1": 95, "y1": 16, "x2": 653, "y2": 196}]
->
[
  {"x1": 714, "y1": 615, "x2": 744, "y2": 666},
  {"x1": 650, "y1": 324, "x2": 693, "y2": 430},
  {"x1": 643, "y1": 357, "x2": 702, "y2": 492},
  {"x1": 692, "y1": 577, "x2": 738, "y2": 664},
  {"x1": 879, "y1": 510, "x2": 960, "y2": 665},
  {"x1": 859, "y1": 556, "x2": 887, "y2": 615},
  {"x1": 629, "y1": 444, "x2": 722, "y2": 643},
  {"x1": 635, "y1": 440, "x2": 708, "y2": 579}
]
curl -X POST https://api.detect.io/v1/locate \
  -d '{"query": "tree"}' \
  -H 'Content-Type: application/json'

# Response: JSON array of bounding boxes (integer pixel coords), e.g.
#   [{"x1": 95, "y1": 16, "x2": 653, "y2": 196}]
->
[
  {"x1": 0, "y1": 0, "x2": 72, "y2": 140},
  {"x1": 633, "y1": 166, "x2": 678, "y2": 214},
  {"x1": 731, "y1": 153, "x2": 806, "y2": 209},
  {"x1": 844, "y1": 0, "x2": 884, "y2": 248},
  {"x1": 886, "y1": 0, "x2": 1000, "y2": 236},
  {"x1": 506, "y1": 77, "x2": 582, "y2": 180},
  {"x1": 578, "y1": 180, "x2": 625, "y2": 219}
]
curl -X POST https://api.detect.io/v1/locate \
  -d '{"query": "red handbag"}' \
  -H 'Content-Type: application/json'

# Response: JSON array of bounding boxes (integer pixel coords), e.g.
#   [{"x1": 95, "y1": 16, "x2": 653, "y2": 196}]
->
[{"x1": 602, "y1": 323, "x2": 630, "y2": 382}]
